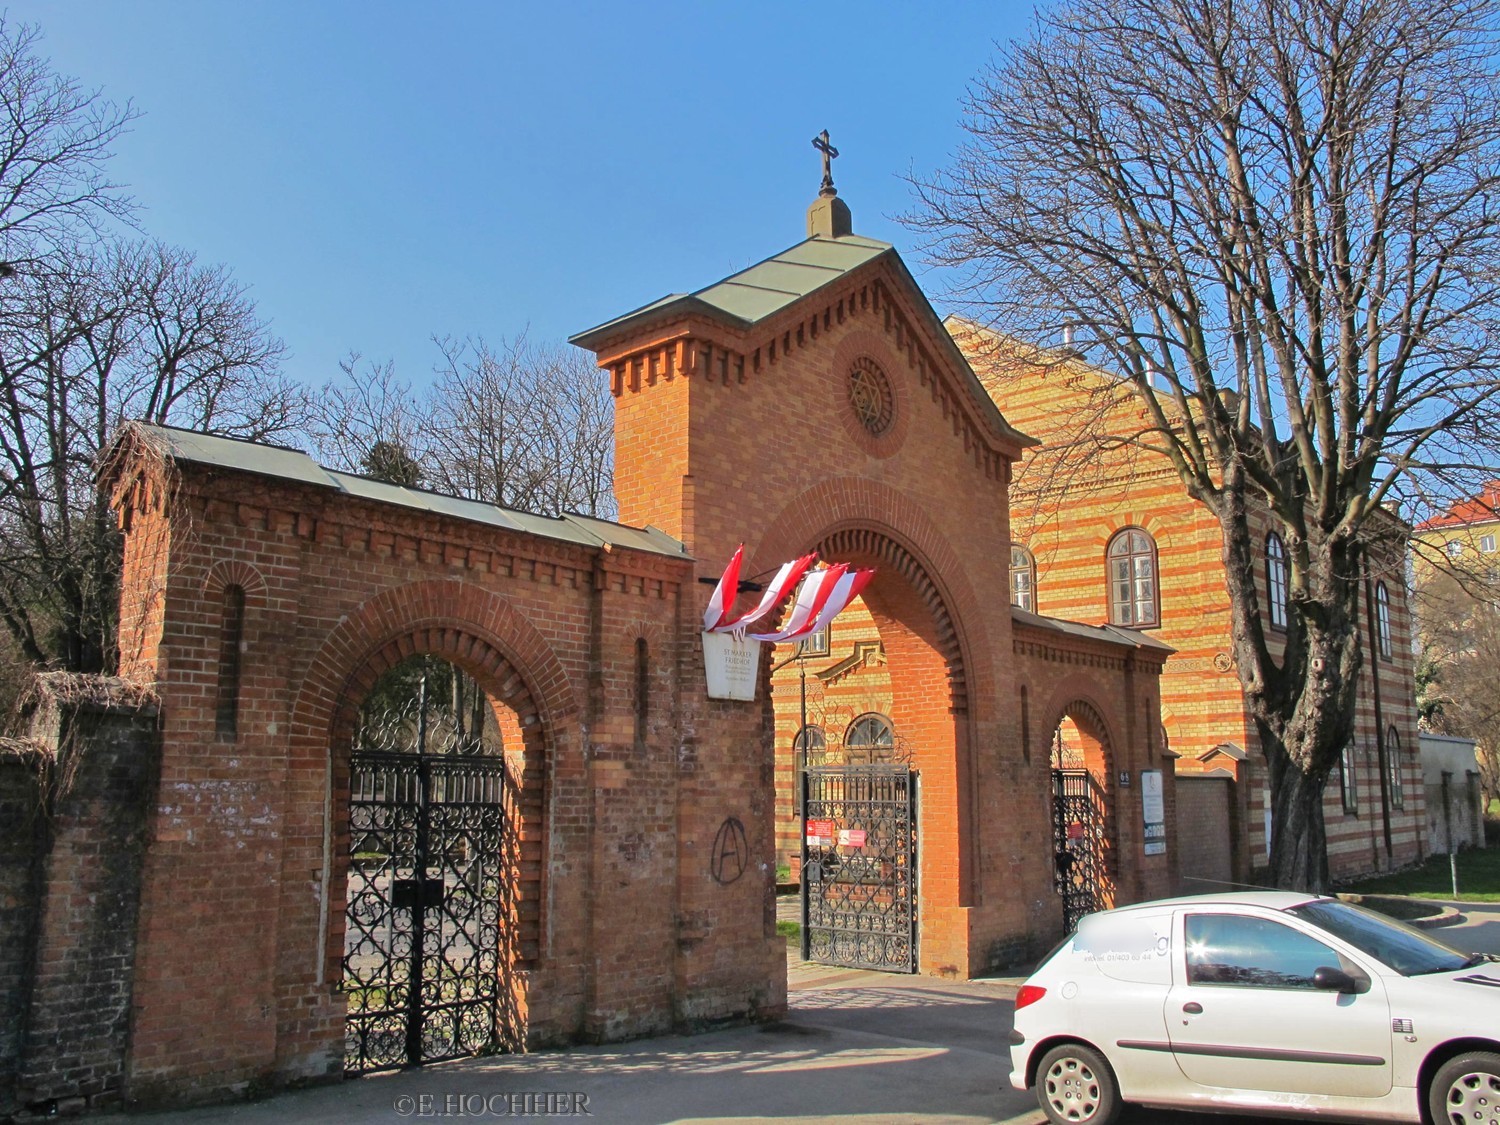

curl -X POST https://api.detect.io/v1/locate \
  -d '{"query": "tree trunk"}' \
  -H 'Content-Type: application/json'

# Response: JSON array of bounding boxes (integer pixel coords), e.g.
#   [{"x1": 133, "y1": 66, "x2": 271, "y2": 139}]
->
[
  {"x1": 1217, "y1": 476, "x2": 1363, "y2": 893},
  {"x1": 1261, "y1": 748, "x2": 1330, "y2": 890}
]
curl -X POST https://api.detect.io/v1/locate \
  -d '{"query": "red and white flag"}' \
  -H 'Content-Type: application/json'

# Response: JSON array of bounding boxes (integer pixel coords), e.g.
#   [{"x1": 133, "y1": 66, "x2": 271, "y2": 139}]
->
[
  {"x1": 712, "y1": 552, "x2": 817, "y2": 635},
  {"x1": 702, "y1": 544, "x2": 745, "y2": 632},
  {"x1": 750, "y1": 563, "x2": 874, "y2": 643},
  {"x1": 704, "y1": 548, "x2": 875, "y2": 642}
]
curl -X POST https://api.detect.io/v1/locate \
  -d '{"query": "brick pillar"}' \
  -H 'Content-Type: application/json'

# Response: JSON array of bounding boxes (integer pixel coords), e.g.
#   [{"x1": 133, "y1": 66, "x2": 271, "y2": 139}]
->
[{"x1": 12, "y1": 673, "x2": 159, "y2": 1114}]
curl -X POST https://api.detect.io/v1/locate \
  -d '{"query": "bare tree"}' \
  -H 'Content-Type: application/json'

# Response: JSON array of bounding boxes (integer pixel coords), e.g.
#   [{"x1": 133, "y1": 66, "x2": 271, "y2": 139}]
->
[
  {"x1": 912, "y1": 0, "x2": 1500, "y2": 889},
  {"x1": 0, "y1": 241, "x2": 299, "y2": 673},
  {"x1": 305, "y1": 353, "x2": 429, "y2": 485},
  {"x1": 0, "y1": 18, "x2": 136, "y2": 262},
  {"x1": 309, "y1": 334, "x2": 616, "y2": 518},
  {"x1": 425, "y1": 335, "x2": 614, "y2": 517},
  {"x1": 1416, "y1": 568, "x2": 1500, "y2": 809}
]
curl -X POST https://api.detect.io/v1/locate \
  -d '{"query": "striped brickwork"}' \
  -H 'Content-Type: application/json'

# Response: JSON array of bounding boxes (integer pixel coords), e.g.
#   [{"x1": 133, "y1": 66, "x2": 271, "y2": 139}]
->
[{"x1": 953, "y1": 320, "x2": 1425, "y2": 882}]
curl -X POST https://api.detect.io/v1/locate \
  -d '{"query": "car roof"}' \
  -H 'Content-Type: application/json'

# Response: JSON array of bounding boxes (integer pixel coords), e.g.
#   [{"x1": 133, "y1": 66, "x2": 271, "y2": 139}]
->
[{"x1": 1095, "y1": 891, "x2": 1327, "y2": 916}]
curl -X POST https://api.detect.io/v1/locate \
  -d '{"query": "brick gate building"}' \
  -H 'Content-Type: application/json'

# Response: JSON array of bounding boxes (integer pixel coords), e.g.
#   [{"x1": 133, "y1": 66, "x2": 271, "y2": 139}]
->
[{"x1": 0, "y1": 176, "x2": 1173, "y2": 1113}]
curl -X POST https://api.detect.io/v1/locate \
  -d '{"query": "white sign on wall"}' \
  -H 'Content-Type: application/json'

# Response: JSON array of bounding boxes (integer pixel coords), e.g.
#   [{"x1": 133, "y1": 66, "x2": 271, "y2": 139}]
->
[
  {"x1": 1141, "y1": 769, "x2": 1167, "y2": 856},
  {"x1": 702, "y1": 631, "x2": 761, "y2": 701}
]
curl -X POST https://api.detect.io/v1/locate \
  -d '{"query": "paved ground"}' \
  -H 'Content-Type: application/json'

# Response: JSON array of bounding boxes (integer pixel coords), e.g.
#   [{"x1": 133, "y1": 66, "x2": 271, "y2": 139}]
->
[{"x1": 87, "y1": 897, "x2": 1500, "y2": 1125}]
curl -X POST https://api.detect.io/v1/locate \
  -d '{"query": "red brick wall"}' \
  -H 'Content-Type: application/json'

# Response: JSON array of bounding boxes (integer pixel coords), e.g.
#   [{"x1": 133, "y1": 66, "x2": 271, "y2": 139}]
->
[
  {"x1": 107, "y1": 450, "x2": 704, "y2": 1105},
  {"x1": 600, "y1": 261, "x2": 1169, "y2": 975},
  {"x1": 1176, "y1": 775, "x2": 1237, "y2": 891},
  {"x1": 95, "y1": 250, "x2": 1177, "y2": 1106}
]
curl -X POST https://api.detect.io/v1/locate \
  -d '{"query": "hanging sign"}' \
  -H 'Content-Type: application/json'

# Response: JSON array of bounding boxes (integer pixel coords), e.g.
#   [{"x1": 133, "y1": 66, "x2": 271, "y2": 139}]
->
[
  {"x1": 838, "y1": 828, "x2": 867, "y2": 848},
  {"x1": 1141, "y1": 769, "x2": 1167, "y2": 856},
  {"x1": 701, "y1": 631, "x2": 759, "y2": 701}
]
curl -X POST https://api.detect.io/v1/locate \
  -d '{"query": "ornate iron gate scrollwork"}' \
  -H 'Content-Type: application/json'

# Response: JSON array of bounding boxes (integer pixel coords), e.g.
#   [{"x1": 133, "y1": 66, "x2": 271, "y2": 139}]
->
[
  {"x1": 800, "y1": 764, "x2": 917, "y2": 973},
  {"x1": 342, "y1": 679, "x2": 509, "y2": 1074},
  {"x1": 1052, "y1": 767, "x2": 1108, "y2": 931}
]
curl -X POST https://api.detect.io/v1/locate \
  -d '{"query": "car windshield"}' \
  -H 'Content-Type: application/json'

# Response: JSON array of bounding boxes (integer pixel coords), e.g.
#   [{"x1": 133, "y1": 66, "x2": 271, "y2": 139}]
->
[{"x1": 1285, "y1": 899, "x2": 1473, "y2": 976}]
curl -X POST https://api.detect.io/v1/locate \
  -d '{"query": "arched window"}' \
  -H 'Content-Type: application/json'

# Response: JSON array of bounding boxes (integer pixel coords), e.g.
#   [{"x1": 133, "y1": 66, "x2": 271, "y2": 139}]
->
[
  {"x1": 1107, "y1": 527, "x2": 1159, "y2": 627},
  {"x1": 1375, "y1": 582, "x2": 1392, "y2": 659},
  {"x1": 793, "y1": 725, "x2": 825, "y2": 813},
  {"x1": 1339, "y1": 743, "x2": 1358, "y2": 813},
  {"x1": 844, "y1": 712, "x2": 894, "y2": 765},
  {"x1": 1010, "y1": 544, "x2": 1036, "y2": 611},
  {"x1": 1386, "y1": 725, "x2": 1404, "y2": 808},
  {"x1": 215, "y1": 584, "x2": 246, "y2": 740},
  {"x1": 1266, "y1": 533, "x2": 1289, "y2": 631}
]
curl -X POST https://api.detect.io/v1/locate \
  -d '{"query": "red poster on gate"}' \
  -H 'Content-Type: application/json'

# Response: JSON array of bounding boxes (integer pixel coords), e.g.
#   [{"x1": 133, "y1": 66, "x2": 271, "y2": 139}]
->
[{"x1": 805, "y1": 819, "x2": 835, "y2": 845}]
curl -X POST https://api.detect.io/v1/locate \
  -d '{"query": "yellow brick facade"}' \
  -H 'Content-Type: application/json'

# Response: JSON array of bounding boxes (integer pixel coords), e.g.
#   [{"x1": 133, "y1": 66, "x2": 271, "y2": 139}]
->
[{"x1": 954, "y1": 321, "x2": 1425, "y2": 883}]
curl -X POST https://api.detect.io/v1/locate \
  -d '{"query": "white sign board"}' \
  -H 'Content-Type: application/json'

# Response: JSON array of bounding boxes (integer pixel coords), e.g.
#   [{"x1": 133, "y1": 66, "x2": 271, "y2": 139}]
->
[
  {"x1": 1141, "y1": 769, "x2": 1167, "y2": 856},
  {"x1": 702, "y1": 631, "x2": 760, "y2": 701}
]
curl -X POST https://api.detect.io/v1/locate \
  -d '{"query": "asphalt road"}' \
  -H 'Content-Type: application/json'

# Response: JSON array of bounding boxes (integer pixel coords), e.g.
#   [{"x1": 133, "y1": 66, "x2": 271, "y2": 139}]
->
[{"x1": 89, "y1": 900, "x2": 1500, "y2": 1125}]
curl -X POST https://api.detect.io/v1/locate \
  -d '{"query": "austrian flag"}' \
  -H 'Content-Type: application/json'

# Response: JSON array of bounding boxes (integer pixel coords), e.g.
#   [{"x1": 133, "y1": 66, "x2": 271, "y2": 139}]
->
[{"x1": 702, "y1": 546, "x2": 874, "y2": 642}]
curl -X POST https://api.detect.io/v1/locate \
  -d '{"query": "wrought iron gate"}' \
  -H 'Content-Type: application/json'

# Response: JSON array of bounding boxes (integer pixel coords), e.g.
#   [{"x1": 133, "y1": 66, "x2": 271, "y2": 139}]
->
[
  {"x1": 1052, "y1": 767, "x2": 1109, "y2": 931},
  {"x1": 800, "y1": 764, "x2": 917, "y2": 973},
  {"x1": 342, "y1": 690, "x2": 508, "y2": 1074}
]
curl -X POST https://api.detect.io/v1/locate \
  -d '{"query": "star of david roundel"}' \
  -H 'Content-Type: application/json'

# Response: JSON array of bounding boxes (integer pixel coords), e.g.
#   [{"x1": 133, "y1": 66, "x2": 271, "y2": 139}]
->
[{"x1": 848, "y1": 357, "x2": 895, "y2": 436}]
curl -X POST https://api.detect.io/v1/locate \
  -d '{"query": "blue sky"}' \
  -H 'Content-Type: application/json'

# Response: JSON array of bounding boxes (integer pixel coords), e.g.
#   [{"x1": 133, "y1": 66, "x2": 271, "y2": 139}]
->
[{"x1": 12, "y1": 1, "x2": 1030, "y2": 389}]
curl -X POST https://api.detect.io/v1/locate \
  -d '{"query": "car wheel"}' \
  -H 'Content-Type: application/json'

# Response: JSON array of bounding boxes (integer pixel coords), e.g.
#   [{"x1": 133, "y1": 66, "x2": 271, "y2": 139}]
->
[
  {"x1": 1036, "y1": 1042, "x2": 1121, "y2": 1125},
  {"x1": 1428, "y1": 1051, "x2": 1500, "y2": 1125}
]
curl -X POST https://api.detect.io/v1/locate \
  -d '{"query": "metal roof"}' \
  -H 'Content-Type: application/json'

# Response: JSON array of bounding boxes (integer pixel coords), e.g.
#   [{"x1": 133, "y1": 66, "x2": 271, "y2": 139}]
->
[
  {"x1": 570, "y1": 233, "x2": 893, "y2": 347},
  {"x1": 117, "y1": 422, "x2": 691, "y2": 561},
  {"x1": 1011, "y1": 605, "x2": 1175, "y2": 654}
]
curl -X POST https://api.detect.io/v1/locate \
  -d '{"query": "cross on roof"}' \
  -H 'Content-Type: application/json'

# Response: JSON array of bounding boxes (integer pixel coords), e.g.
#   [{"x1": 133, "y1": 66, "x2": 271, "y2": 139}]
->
[{"x1": 812, "y1": 129, "x2": 839, "y2": 194}]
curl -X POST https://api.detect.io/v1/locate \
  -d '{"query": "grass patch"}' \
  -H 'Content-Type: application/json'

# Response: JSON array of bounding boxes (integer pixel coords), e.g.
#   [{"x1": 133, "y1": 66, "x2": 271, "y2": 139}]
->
[
  {"x1": 1339, "y1": 846, "x2": 1500, "y2": 903},
  {"x1": 776, "y1": 920, "x2": 800, "y2": 942}
]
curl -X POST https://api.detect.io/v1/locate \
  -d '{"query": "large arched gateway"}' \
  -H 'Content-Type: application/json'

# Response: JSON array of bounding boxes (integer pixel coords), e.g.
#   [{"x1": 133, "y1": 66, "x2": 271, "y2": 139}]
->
[{"x1": 1, "y1": 175, "x2": 1172, "y2": 1111}]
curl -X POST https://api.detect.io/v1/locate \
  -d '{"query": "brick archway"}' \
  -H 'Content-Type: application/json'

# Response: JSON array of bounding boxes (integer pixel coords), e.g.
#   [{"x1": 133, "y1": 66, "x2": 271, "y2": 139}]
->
[
  {"x1": 281, "y1": 578, "x2": 575, "y2": 1062},
  {"x1": 1045, "y1": 694, "x2": 1120, "y2": 917},
  {"x1": 752, "y1": 475, "x2": 993, "y2": 722},
  {"x1": 1045, "y1": 694, "x2": 1118, "y2": 776},
  {"x1": 756, "y1": 482, "x2": 991, "y2": 967}
]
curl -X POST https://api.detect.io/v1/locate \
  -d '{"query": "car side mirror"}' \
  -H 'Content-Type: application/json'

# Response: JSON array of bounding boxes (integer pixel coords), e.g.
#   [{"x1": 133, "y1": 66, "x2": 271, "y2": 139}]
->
[{"x1": 1312, "y1": 965, "x2": 1369, "y2": 994}]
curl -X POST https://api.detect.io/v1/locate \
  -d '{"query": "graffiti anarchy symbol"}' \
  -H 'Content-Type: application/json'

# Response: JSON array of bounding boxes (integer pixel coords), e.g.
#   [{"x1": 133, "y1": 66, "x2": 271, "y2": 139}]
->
[{"x1": 711, "y1": 817, "x2": 748, "y2": 884}]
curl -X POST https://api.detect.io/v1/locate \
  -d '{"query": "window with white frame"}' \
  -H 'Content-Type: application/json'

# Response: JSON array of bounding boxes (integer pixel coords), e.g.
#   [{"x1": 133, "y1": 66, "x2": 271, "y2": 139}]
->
[
  {"x1": 1010, "y1": 544, "x2": 1036, "y2": 611},
  {"x1": 1266, "y1": 533, "x2": 1289, "y2": 631},
  {"x1": 1375, "y1": 582, "x2": 1392, "y2": 659},
  {"x1": 1481, "y1": 534, "x2": 1497, "y2": 553},
  {"x1": 1107, "y1": 527, "x2": 1159, "y2": 627}
]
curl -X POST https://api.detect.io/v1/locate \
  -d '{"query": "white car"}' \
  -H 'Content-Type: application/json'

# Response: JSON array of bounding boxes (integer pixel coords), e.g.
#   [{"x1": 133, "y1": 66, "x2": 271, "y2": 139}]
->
[{"x1": 1009, "y1": 891, "x2": 1500, "y2": 1124}]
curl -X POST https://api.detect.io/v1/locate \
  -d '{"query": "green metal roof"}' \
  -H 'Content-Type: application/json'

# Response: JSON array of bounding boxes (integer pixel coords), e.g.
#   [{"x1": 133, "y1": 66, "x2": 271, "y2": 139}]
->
[
  {"x1": 570, "y1": 233, "x2": 893, "y2": 347},
  {"x1": 1010, "y1": 605, "x2": 1176, "y2": 655},
  {"x1": 116, "y1": 422, "x2": 691, "y2": 560}
]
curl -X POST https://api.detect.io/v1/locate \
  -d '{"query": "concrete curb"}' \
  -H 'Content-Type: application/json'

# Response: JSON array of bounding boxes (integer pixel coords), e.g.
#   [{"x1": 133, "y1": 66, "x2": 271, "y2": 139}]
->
[{"x1": 1338, "y1": 893, "x2": 1465, "y2": 929}]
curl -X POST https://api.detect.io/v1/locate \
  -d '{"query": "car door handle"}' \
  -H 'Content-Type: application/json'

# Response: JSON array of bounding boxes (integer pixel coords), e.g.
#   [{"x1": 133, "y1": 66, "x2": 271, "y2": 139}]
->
[{"x1": 1182, "y1": 1002, "x2": 1203, "y2": 1015}]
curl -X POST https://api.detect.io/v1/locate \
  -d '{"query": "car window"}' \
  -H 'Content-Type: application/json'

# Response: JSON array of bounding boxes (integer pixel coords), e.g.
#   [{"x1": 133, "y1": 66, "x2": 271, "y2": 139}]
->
[
  {"x1": 1285, "y1": 899, "x2": 1471, "y2": 976},
  {"x1": 1185, "y1": 913, "x2": 1343, "y2": 989}
]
